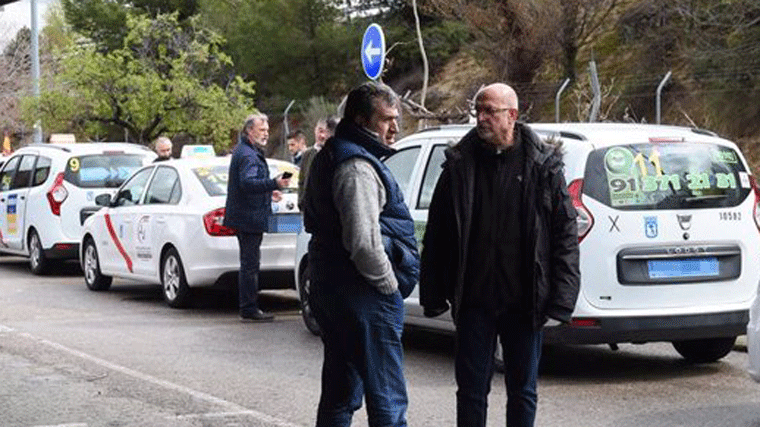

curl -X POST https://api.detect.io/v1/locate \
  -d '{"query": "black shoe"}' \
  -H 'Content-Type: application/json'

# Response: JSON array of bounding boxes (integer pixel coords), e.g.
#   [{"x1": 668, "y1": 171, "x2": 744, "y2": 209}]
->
[{"x1": 240, "y1": 309, "x2": 274, "y2": 322}]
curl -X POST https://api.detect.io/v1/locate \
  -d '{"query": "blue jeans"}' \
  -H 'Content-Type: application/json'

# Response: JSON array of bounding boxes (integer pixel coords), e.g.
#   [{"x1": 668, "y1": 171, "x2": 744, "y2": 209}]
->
[
  {"x1": 311, "y1": 278, "x2": 408, "y2": 427},
  {"x1": 236, "y1": 232, "x2": 263, "y2": 316},
  {"x1": 455, "y1": 307, "x2": 543, "y2": 427}
]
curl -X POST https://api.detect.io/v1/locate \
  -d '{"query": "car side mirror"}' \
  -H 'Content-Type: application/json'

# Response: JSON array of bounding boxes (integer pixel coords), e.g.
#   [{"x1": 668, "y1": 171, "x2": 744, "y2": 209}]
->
[{"x1": 95, "y1": 193, "x2": 112, "y2": 207}]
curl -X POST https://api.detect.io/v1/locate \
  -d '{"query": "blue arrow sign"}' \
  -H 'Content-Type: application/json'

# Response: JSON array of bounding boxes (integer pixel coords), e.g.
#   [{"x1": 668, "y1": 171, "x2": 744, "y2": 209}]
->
[{"x1": 362, "y1": 23, "x2": 385, "y2": 80}]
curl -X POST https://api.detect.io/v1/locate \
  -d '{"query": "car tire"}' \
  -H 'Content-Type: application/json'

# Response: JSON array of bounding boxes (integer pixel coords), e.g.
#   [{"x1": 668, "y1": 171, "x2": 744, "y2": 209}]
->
[
  {"x1": 161, "y1": 247, "x2": 191, "y2": 309},
  {"x1": 28, "y1": 229, "x2": 50, "y2": 275},
  {"x1": 83, "y1": 238, "x2": 112, "y2": 291},
  {"x1": 298, "y1": 260, "x2": 321, "y2": 336},
  {"x1": 672, "y1": 336, "x2": 737, "y2": 363}
]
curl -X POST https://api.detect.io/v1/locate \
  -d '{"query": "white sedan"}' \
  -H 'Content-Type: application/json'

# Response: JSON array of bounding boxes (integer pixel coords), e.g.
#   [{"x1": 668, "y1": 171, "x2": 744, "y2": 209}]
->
[{"x1": 80, "y1": 156, "x2": 300, "y2": 308}]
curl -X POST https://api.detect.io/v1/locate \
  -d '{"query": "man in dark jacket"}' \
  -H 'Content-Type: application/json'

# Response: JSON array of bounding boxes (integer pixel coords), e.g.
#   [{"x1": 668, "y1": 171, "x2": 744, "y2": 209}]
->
[
  {"x1": 224, "y1": 113, "x2": 290, "y2": 322},
  {"x1": 303, "y1": 82, "x2": 420, "y2": 427},
  {"x1": 420, "y1": 83, "x2": 580, "y2": 427}
]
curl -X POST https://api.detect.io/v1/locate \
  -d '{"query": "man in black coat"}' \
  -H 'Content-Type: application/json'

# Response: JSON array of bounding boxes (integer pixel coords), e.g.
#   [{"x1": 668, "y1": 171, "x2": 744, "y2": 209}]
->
[
  {"x1": 224, "y1": 113, "x2": 290, "y2": 322},
  {"x1": 420, "y1": 83, "x2": 580, "y2": 427}
]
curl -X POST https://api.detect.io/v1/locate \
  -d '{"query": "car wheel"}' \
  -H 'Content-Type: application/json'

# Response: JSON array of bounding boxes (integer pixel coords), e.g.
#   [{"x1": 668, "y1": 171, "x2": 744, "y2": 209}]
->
[
  {"x1": 672, "y1": 336, "x2": 737, "y2": 363},
  {"x1": 83, "y1": 238, "x2": 112, "y2": 291},
  {"x1": 162, "y1": 247, "x2": 191, "y2": 308},
  {"x1": 28, "y1": 229, "x2": 50, "y2": 275},
  {"x1": 298, "y1": 260, "x2": 321, "y2": 336}
]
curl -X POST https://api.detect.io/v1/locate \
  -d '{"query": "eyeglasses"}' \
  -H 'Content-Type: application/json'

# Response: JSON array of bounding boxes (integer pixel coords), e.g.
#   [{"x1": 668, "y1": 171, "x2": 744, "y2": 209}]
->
[{"x1": 470, "y1": 107, "x2": 515, "y2": 118}]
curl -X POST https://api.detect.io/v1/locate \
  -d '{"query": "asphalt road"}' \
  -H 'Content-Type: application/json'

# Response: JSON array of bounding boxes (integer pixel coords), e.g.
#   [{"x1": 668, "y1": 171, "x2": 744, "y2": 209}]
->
[{"x1": 1, "y1": 256, "x2": 760, "y2": 427}]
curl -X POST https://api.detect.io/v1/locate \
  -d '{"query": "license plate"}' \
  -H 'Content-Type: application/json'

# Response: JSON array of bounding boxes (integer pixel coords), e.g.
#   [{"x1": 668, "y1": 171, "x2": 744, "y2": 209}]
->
[
  {"x1": 648, "y1": 257, "x2": 719, "y2": 279},
  {"x1": 267, "y1": 213, "x2": 302, "y2": 233}
]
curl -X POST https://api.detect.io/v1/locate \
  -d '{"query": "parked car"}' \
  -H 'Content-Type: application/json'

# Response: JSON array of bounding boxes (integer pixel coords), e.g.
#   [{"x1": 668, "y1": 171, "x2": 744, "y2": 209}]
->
[
  {"x1": 748, "y1": 292, "x2": 760, "y2": 381},
  {"x1": 80, "y1": 156, "x2": 300, "y2": 308},
  {"x1": 295, "y1": 123, "x2": 760, "y2": 363},
  {"x1": 0, "y1": 142, "x2": 156, "y2": 273}
]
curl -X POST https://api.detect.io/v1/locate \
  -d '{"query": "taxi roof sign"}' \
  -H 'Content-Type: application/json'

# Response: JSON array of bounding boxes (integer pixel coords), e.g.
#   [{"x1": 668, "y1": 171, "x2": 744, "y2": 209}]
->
[{"x1": 49, "y1": 134, "x2": 76, "y2": 144}]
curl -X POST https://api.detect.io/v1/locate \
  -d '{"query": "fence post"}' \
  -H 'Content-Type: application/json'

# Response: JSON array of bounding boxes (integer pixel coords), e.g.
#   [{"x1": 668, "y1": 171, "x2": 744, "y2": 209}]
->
[
  {"x1": 555, "y1": 78, "x2": 570, "y2": 123},
  {"x1": 656, "y1": 71, "x2": 672, "y2": 125}
]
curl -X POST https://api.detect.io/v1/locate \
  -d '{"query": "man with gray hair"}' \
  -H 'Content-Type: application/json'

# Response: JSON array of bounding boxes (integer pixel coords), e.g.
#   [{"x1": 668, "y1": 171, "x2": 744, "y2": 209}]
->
[
  {"x1": 224, "y1": 113, "x2": 290, "y2": 322},
  {"x1": 153, "y1": 136, "x2": 173, "y2": 162},
  {"x1": 303, "y1": 82, "x2": 420, "y2": 427}
]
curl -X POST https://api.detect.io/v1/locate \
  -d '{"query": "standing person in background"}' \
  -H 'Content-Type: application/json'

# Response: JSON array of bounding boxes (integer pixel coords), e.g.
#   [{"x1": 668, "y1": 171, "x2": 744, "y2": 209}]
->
[
  {"x1": 153, "y1": 136, "x2": 173, "y2": 162},
  {"x1": 224, "y1": 113, "x2": 291, "y2": 322},
  {"x1": 303, "y1": 82, "x2": 419, "y2": 427},
  {"x1": 419, "y1": 83, "x2": 580, "y2": 427},
  {"x1": 298, "y1": 116, "x2": 337, "y2": 209},
  {"x1": 287, "y1": 129, "x2": 307, "y2": 166}
]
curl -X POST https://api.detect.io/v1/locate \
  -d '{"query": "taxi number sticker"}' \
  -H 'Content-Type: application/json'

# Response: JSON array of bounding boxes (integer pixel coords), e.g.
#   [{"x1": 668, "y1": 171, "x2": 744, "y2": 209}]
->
[
  {"x1": 719, "y1": 211, "x2": 741, "y2": 221},
  {"x1": 69, "y1": 158, "x2": 80, "y2": 173}
]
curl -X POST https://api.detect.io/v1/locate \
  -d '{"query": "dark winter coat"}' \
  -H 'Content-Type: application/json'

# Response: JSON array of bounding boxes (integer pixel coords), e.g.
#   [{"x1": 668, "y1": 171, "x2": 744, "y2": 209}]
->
[
  {"x1": 419, "y1": 123, "x2": 581, "y2": 330},
  {"x1": 223, "y1": 135, "x2": 278, "y2": 233}
]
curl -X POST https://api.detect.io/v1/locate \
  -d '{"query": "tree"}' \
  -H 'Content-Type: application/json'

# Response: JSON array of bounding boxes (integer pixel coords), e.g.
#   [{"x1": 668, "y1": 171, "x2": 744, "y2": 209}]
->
[
  {"x1": 201, "y1": 0, "x2": 364, "y2": 105},
  {"x1": 419, "y1": 0, "x2": 557, "y2": 88},
  {"x1": 556, "y1": 0, "x2": 626, "y2": 83},
  {"x1": 61, "y1": 0, "x2": 200, "y2": 52},
  {"x1": 22, "y1": 13, "x2": 255, "y2": 150}
]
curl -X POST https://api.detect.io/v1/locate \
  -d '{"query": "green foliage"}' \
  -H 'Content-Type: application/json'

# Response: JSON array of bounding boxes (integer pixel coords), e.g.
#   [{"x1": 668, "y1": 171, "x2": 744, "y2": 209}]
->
[
  {"x1": 22, "y1": 13, "x2": 255, "y2": 151},
  {"x1": 61, "y1": 0, "x2": 200, "y2": 52},
  {"x1": 201, "y1": 0, "x2": 365, "y2": 105}
]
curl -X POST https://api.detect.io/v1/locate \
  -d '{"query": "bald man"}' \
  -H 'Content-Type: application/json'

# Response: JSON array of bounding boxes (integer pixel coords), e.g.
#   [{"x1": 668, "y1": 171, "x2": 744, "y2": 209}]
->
[
  {"x1": 419, "y1": 83, "x2": 580, "y2": 427},
  {"x1": 153, "y1": 136, "x2": 173, "y2": 162}
]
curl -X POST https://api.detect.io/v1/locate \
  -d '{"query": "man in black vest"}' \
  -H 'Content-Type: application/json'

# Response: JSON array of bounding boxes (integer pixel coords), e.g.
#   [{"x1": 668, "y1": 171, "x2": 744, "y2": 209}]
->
[
  {"x1": 420, "y1": 83, "x2": 580, "y2": 427},
  {"x1": 303, "y1": 82, "x2": 419, "y2": 427}
]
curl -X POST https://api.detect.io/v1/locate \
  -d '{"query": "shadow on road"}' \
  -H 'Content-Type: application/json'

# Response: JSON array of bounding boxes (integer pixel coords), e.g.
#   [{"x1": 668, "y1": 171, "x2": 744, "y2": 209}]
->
[{"x1": 400, "y1": 326, "x2": 726, "y2": 384}]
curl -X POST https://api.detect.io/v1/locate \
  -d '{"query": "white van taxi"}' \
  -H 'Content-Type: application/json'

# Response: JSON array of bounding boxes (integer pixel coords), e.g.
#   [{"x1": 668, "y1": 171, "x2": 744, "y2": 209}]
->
[
  {"x1": 80, "y1": 156, "x2": 300, "y2": 308},
  {"x1": 0, "y1": 142, "x2": 156, "y2": 274},
  {"x1": 295, "y1": 123, "x2": 760, "y2": 363}
]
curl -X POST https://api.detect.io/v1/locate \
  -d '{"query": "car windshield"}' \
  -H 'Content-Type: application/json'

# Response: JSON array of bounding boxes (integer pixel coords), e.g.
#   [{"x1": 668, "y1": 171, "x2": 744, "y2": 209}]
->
[
  {"x1": 583, "y1": 142, "x2": 752, "y2": 210},
  {"x1": 64, "y1": 154, "x2": 147, "y2": 188},
  {"x1": 193, "y1": 165, "x2": 229, "y2": 196}
]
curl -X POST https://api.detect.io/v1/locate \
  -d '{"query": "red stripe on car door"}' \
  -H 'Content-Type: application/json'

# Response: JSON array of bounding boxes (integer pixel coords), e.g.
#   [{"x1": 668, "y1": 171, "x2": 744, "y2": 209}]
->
[{"x1": 104, "y1": 213, "x2": 133, "y2": 272}]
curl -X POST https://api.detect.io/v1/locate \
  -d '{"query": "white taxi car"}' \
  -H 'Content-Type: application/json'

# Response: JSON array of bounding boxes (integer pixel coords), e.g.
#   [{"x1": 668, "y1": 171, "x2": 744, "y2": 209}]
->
[
  {"x1": 0, "y1": 143, "x2": 156, "y2": 274},
  {"x1": 296, "y1": 123, "x2": 760, "y2": 363},
  {"x1": 80, "y1": 156, "x2": 300, "y2": 308}
]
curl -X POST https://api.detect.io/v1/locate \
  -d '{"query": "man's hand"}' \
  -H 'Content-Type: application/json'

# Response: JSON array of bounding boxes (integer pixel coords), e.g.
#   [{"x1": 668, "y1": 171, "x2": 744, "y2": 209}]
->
[
  {"x1": 272, "y1": 190, "x2": 283, "y2": 202},
  {"x1": 275, "y1": 175, "x2": 291, "y2": 189}
]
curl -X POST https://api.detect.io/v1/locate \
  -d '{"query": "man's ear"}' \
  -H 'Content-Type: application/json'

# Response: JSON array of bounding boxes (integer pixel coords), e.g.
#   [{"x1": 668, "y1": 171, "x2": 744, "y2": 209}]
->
[{"x1": 355, "y1": 114, "x2": 370, "y2": 128}]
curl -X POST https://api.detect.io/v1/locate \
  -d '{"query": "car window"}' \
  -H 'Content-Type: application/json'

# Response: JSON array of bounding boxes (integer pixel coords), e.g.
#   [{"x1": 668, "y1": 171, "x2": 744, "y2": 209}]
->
[
  {"x1": 193, "y1": 165, "x2": 229, "y2": 196},
  {"x1": 583, "y1": 142, "x2": 752, "y2": 210},
  {"x1": 384, "y1": 146, "x2": 421, "y2": 196},
  {"x1": 32, "y1": 156, "x2": 51, "y2": 187},
  {"x1": 115, "y1": 167, "x2": 153, "y2": 207},
  {"x1": 64, "y1": 153, "x2": 147, "y2": 189},
  {"x1": 144, "y1": 166, "x2": 181, "y2": 204},
  {"x1": 0, "y1": 156, "x2": 20, "y2": 192},
  {"x1": 10, "y1": 155, "x2": 35, "y2": 190},
  {"x1": 417, "y1": 144, "x2": 448, "y2": 209}
]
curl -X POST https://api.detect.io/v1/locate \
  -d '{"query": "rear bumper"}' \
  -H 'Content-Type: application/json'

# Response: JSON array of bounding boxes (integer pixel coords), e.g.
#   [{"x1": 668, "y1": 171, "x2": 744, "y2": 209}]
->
[
  {"x1": 44, "y1": 243, "x2": 80, "y2": 260},
  {"x1": 544, "y1": 310, "x2": 748, "y2": 345}
]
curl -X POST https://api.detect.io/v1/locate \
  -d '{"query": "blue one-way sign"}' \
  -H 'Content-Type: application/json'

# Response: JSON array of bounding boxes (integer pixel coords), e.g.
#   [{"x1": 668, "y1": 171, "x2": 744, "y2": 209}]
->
[{"x1": 361, "y1": 23, "x2": 385, "y2": 80}]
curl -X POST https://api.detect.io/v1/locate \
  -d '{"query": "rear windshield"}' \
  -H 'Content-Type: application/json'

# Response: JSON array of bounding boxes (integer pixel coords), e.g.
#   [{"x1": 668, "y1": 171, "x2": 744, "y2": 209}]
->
[
  {"x1": 64, "y1": 154, "x2": 146, "y2": 188},
  {"x1": 583, "y1": 142, "x2": 751, "y2": 210},
  {"x1": 193, "y1": 165, "x2": 229, "y2": 196}
]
